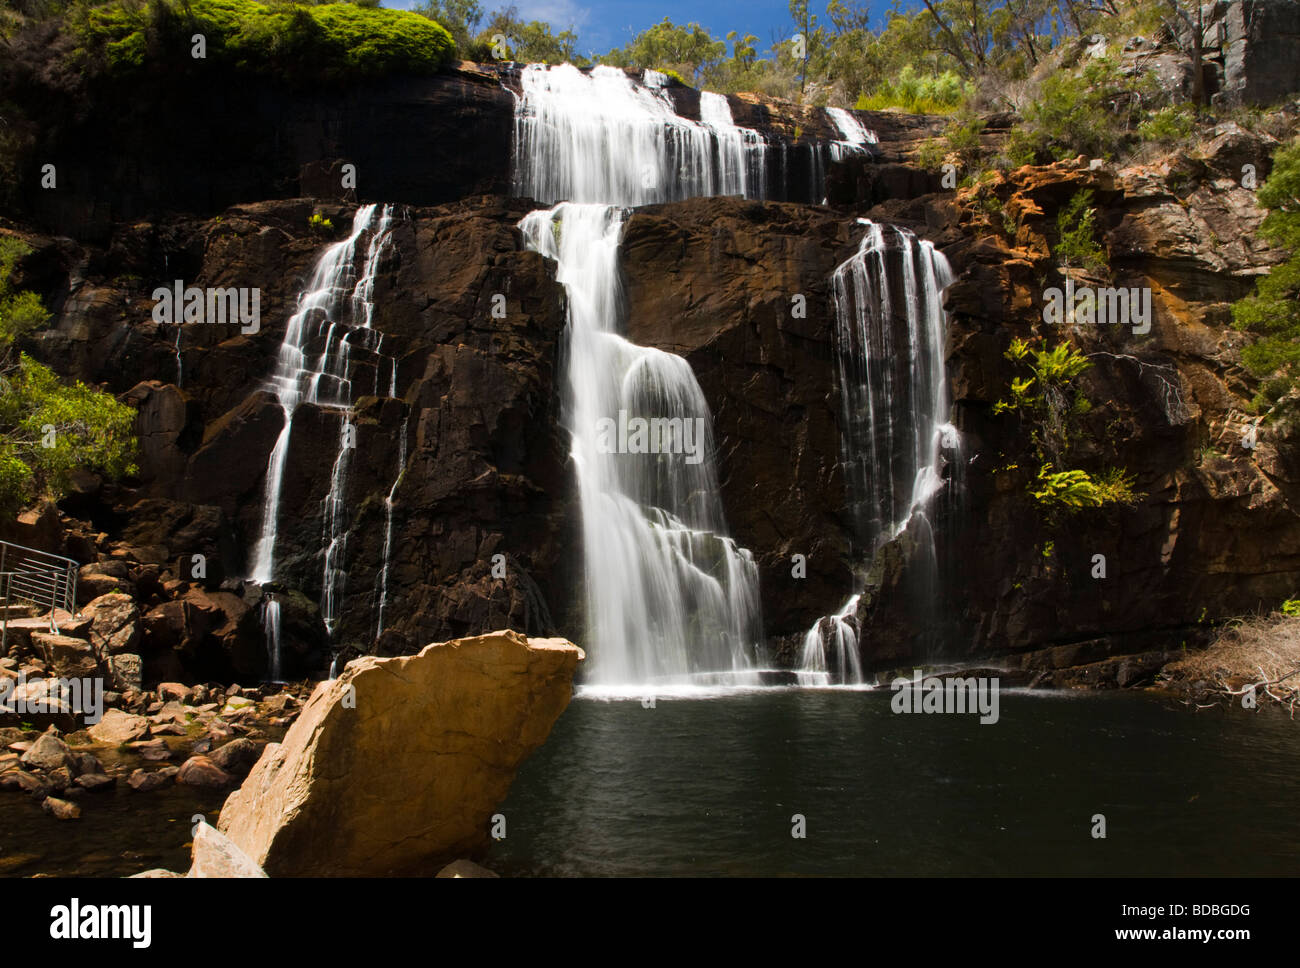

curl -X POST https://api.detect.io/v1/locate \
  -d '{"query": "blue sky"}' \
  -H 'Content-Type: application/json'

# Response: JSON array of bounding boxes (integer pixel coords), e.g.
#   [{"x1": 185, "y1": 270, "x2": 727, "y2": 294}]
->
[{"x1": 387, "y1": 1, "x2": 915, "y2": 58}]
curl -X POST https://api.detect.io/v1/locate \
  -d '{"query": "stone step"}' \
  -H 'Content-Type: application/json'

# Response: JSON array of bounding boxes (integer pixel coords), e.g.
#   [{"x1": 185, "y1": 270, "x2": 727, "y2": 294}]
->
[
  {"x1": 31, "y1": 631, "x2": 99, "y2": 678},
  {"x1": 0, "y1": 604, "x2": 41, "y2": 620},
  {"x1": 1, "y1": 611, "x2": 90, "y2": 656}
]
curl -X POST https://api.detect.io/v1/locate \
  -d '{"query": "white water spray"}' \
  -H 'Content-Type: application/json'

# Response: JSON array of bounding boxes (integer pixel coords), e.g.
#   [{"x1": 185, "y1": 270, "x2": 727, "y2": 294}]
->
[
  {"x1": 249, "y1": 203, "x2": 394, "y2": 675},
  {"x1": 799, "y1": 221, "x2": 956, "y2": 683},
  {"x1": 514, "y1": 65, "x2": 766, "y2": 686}
]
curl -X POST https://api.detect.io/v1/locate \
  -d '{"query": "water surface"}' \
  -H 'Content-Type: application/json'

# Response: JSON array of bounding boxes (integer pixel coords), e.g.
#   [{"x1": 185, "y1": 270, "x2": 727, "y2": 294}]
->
[{"x1": 489, "y1": 689, "x2": 1300, "y2": 876}]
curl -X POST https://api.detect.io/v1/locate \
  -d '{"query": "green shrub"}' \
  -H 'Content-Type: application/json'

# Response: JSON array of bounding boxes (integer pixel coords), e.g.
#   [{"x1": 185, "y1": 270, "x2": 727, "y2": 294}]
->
[
  {"x1": 855, "y1": 65, "x2": 972, "y2": 115},
  {"x1": 915, "y1": 137, "x2": 947, "y2": 172},
  {"x1": 1138, "y1": 106, "x2": 1194, "y2": 146},
  {"x1": 1031, "y1": 464, "x2": 1138, "y2": 510},
  {"x1": 994, "y1": 337, "x2": 1139, "y2": 514},
  {"x1": 1054, "y1": 189, "x2": 1108, "y2": 271},
  {"x1": 1232, "y1": 137, "x2": 1300, "y2": 416},
  {"x1": 1009, "y1": 56, "x2": 1155, "y2": 163},
  {"x1": 0, "y1": 238, "x2": 137, "y2": 514},
  {"x1": 69, "y1": 0, "x2": 456, "y2": 81},
  {"x1": 944, "y1": 112, "x2": 985, "y2": 167}
]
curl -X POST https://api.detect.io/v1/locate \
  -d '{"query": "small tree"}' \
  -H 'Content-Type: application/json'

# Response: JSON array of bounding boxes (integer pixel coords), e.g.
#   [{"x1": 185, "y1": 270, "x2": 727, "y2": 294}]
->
[
  {"x1": 1233, "y1": 137, "x2": 1300, "y2": 415},
  {"x1": 412, "y1": 0, "x2": 483, "y2": 54},
  {"x1": 0, "y1": 237, "x2": 137, "y2": 515},
  {"x1": 1054, "y1": 189, "x2": 1108, "y2": 271}
]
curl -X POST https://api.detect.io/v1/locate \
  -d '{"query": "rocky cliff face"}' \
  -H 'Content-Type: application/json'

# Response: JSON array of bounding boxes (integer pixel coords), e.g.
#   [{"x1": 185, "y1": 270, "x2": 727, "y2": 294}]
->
[
  {"x1": 7, "y1": 194, "x2": 581, "y2": 680},
  {"x1": 3, "y1": 53, "x2": 1298, "y2": 686},
  {"x1": 911, "y1": 133, "x2": 1300, "y2": 678}
]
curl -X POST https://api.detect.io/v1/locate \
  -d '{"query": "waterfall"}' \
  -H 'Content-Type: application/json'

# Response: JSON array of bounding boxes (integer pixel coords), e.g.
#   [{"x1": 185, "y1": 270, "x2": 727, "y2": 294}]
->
[
  {"x1": 263, "y1": 599, "x2": 282, "y2": 682},
  {"x1": 248, "y1": 202, "x2": 394, "y2": 675},
  {"x1": 318, "y1": 416, "x2": 355, "y2": 638},
  {"x1": 799, "y1": 594, "x2": 862, "y2": 686},
  {"x1": 826, "y1": 107, "x2": 878, "y2": 162},
  {"x1": 513, "y1": 64, "x2": 764, "y2": 687},
  {"x1": 174, "y1": 325, "x2": 183, "y2": 388},
  {"x1": 810, "y1": 143, "x2": 827, "y2": 204},
  {"x1": 798, "y1": 221, "x2": 956, "y2": 685},
  {"x1": 699, "y1": 91, "x2": 768, "y2": 199},
  {"x1": 374, "y1": 416, "x2": 409, "y2": 639},
  {"x1": 513, "y1": 64, "x2": 768, "y2": 207}
]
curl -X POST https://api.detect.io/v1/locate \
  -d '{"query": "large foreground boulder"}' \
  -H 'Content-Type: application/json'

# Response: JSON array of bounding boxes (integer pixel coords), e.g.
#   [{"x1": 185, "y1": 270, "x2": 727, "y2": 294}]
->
[{"x1": 217, "y1": 630, "x2": 583, "y2": 876}]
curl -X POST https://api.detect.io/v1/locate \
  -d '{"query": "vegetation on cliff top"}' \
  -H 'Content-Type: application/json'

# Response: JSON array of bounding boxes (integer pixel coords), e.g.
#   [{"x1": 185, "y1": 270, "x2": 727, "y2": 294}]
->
[
  {"x1": 0, "y1": 237, "x2": 137, "y2": 515},
  {"x1": 19, "y1": 0, "x2": 455, "y2": 81}
]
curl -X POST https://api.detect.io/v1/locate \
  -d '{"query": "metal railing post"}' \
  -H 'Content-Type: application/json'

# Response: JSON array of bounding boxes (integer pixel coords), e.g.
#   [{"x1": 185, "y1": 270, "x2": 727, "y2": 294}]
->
[{"x1": 0, "y1": 539, "x2": 79, "y2": 640}]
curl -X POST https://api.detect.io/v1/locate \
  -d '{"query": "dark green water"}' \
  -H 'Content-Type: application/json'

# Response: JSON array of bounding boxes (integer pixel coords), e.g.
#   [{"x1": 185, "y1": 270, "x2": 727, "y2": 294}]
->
[
  {"x1": 487, "y1": 688, "x2": 1300, "y2": 876},
  {"x1": 0, "y1": 781, "x2": 227, "y2": 878}
]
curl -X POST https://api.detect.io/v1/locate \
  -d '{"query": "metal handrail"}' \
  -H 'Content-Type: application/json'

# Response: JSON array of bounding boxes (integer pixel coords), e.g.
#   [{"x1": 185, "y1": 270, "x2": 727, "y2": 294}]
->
[{"x1": 0, "y1": 539, "x2": 80, "y2": 655}]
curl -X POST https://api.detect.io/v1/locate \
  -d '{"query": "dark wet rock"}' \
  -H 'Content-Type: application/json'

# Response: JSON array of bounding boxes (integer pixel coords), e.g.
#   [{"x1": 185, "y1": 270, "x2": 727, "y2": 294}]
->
[
  {"x1": 74, "y1": 772, "x2": 115, "y2": 792},
  {"x1": 127, "y1": 769, "x2": 169, "y2": 792},
  {"x1": 131, "y1": 739, "x2": 173, "y2": 761},
  {"x1": 176, "y1": 755, "x2": 233, "y2": 789},
  {"x1": 208, "y1": 737, "x2": 258, "y2": 774},
  {"x1": 42, "y1": 796, "x2": 80, "y2": 820}
]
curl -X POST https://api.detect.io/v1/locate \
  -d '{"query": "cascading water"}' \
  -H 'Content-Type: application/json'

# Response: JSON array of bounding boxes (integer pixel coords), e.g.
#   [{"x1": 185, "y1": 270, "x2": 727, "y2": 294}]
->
[
  {"x1": 249, "y1": 202, "x2": 395, "y2": 676},
  {"x1": 514, "y1": 65, "x2": 765, "y2": 687},
  {"x1": 799, "y1": 220, "x2": 957, "y2": 685},
  {"x1": 826, "y1": 107, "x2": 878, "y2": 161},
  {"x1": 374, "y1": 416, "x2": 409, "y2": 640},
  {"x1": 513, "y1": 64, "x2": 768, "y2": 207},
  {"x1": 698, "y1": 91, "x2": 768, "y2": 199},
  {"x1": 520, "y1": 204, "x2": 762, "y2": 686}
]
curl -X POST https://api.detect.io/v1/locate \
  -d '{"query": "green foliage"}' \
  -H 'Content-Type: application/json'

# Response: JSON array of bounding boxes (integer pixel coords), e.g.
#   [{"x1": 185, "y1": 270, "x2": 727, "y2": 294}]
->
[
  {"x1": 995, "y1": 337, "x2": 1137, "y2": 513},
  {"x1": 1138, "y1": 105, "x2": 1194, "y2": 146},
  {"x1": 411, "y1": 0, "x2": 481, "y2": 54},
  {"x1": 0, "y1": 237, "x2": 48, "y2": 346},
  {"x1": 915, "y1": 137, "x2": 947, "y2": 172},
  {"x1": 0, "y1": 238, "x2": 137, "y2": 515},
  {"x1": 993, "y1": 336, "x2": 1092, "y2": 456},
  {"x1": 473, "y1": 5, "x2": 581, "y2": 65},
  {"x1": 1281, "y1": 598, "x2": 1300, "y2": 617},
  {"x1": 601, "y1": 17, "x2": 725, "y2": 85},
  {"x1": 855, "y1": 66, "x2": 972, "y2": 114},
  {"x1": 308, "y1": 212, "x2": 333, "y2": 234},
  {"x1": 1010, "y1": 56, "x2": 1157, "y2": 163},
  {"x1": 68, "y1": 0, "x2": 455, "y2": 81},
  {"x1": 1232, "y1": 137, "x2": 1300, "y2": 415},
  {"x1": 1031, "y1": 464, "x2": 1138, "y2": 510},
  {"x1": 1054, "y1": 189, "x2": 1108, "y2": 271}
]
